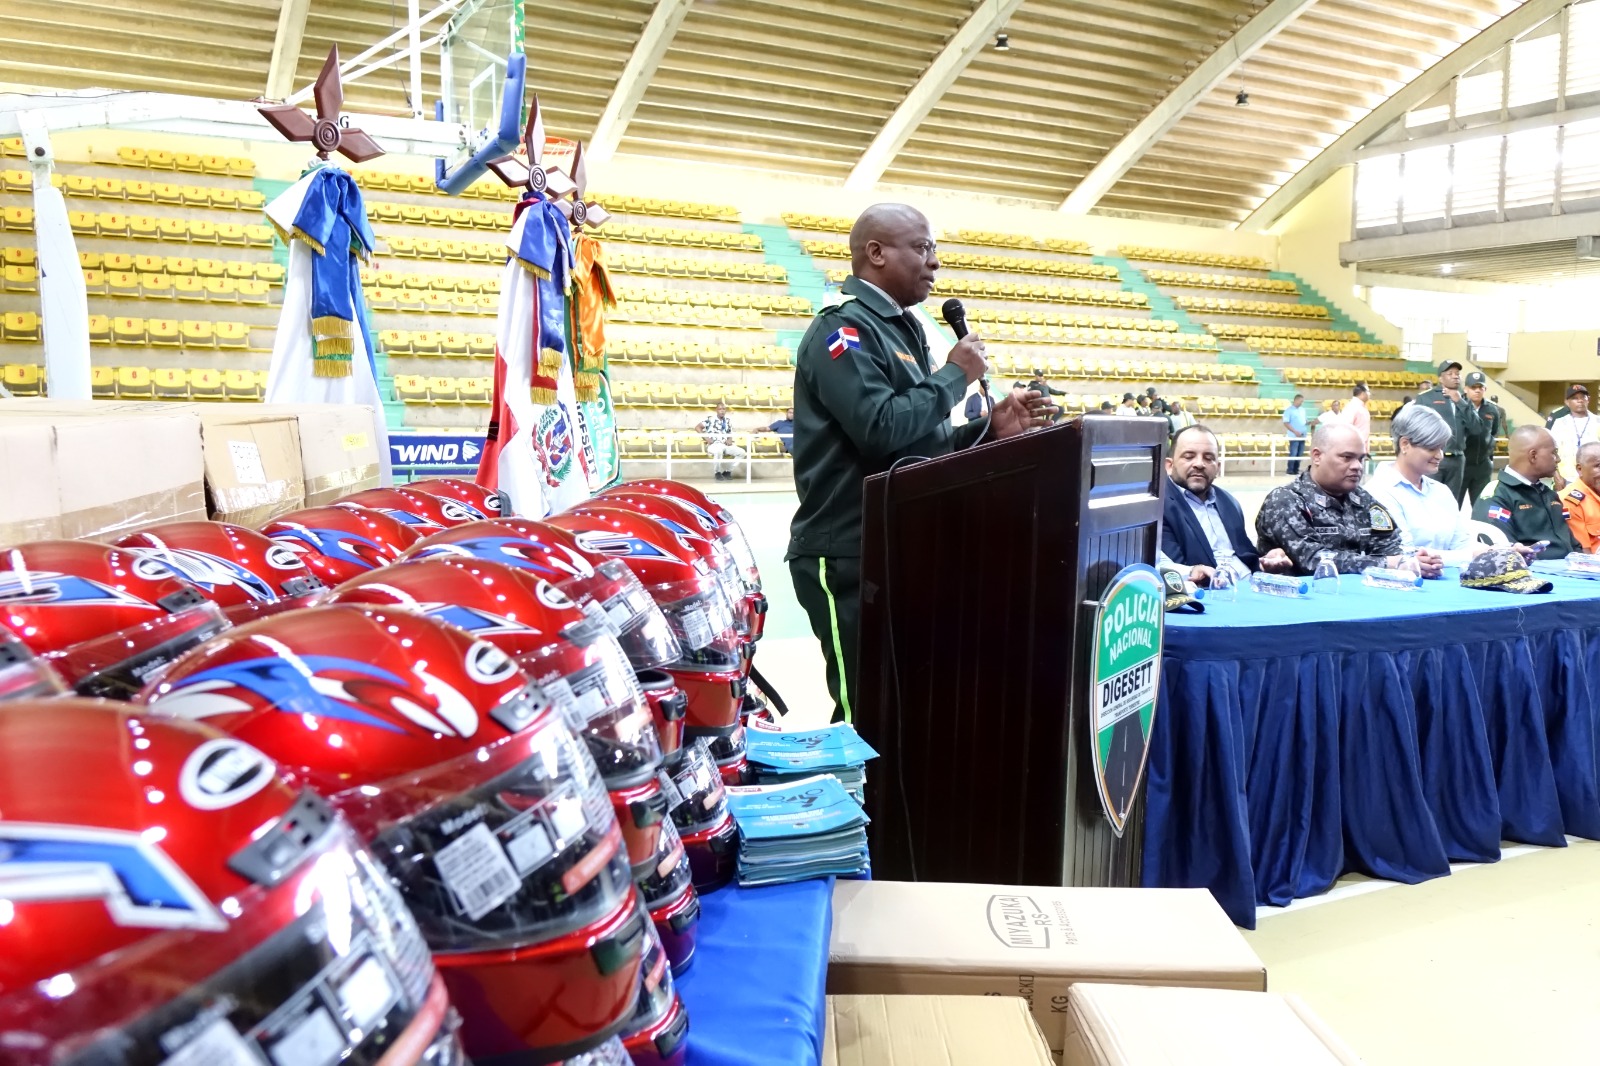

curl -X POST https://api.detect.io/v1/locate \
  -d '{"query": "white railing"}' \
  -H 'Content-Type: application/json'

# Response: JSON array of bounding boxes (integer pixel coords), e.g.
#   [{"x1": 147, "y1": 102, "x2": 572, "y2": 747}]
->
[{"x1": 625, "y1": 431, "x2": 793, "y2": 484}]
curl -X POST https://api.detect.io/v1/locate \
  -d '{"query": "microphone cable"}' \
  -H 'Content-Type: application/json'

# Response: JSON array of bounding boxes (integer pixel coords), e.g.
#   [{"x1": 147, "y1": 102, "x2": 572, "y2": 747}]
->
[{"x1": 880, "y1": 452, "x2": 927, "y2": 882}]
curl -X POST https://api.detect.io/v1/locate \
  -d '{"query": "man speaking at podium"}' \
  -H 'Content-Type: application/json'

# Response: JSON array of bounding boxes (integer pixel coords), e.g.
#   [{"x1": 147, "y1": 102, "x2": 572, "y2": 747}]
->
[{"x1": 787, "y1": 203, "x2": 1054, "y2": 723}]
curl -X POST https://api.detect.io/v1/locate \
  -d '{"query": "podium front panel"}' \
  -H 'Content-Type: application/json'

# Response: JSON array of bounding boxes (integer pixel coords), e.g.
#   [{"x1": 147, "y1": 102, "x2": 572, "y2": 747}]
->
[{"x1": 859, "y1": 416, "x2": 1166, "y2": 887}]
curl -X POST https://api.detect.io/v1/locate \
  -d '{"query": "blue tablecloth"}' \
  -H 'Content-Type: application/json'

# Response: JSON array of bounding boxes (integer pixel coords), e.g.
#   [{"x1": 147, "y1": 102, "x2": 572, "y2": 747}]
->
[
  {"x1": 678, "y1": 879, "x2": 832, "y2": 1065},
  {"x1": 1142, "y1": 571, "x2": 1600, "y2": 928}
]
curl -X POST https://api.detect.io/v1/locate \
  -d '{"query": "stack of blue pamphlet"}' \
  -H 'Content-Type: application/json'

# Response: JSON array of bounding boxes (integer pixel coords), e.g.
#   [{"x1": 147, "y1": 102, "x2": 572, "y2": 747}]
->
[
  {"x1": 745, "y1": 721, "x2": 879, "y2": 805},
  {"x1": 723, "y1": 774, "x2": 870, "y2": 886}
]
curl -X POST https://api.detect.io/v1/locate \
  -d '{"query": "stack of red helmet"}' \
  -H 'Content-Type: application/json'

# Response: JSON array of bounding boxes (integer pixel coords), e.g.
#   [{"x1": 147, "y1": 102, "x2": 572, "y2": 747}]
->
[
  {"x1": 0, "y1": 698, "x2": 468, "y2": 1064},
  {"x1": 139, "y1": 603, "x2": 658, "y2": 1064}
]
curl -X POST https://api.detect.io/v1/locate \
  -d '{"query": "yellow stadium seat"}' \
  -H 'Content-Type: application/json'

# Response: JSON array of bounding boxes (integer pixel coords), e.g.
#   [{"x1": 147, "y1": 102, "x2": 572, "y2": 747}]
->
[
  {"x1": 2, "y1": 265, "x2": 37, "y2": 293},
  {"x1": 158, "y1": 219, "x2": 188, "y2": 242},
  {"x1": 237, "y1": 279, "x2": 271, "y2": 304},
  {"x1": 3, "y1": 364, "x2": 42, "y2": 396},
  {"x1": 215, "y1": 223, "x2": 245, "y2": 246},
  {"x1": 188, "y1": 220, "x2": 218, "y2": 243},
  {"x1": 458, "y1": 377, "x2": 490, "y2": 404},
  {"x1": 115, "y1": 365, "x2": 153, "y2": 399},
  {"x1": 146, "y1": 319, "x2": 180, "y2": 346},
  {"x1": 173, "y1": 276, "x2": 206, "y2": 301},
  {"x1": 223, "y1": 369, "x2": 261, "y2": 401},
  {"x1": 152, "y1": 367, "x2": 188, "y2": 400},
  {"x1": 123, "y1": 179, "x2": 154, "y2": 202},
  {"x1": 116, "y1": 146, "x2": 147, "y2": 167},
  {"x1": 380, "y1": 330, "x2": 412, "y2": 356},
  {"x1": 215, "y1": 322, "x2": 250, "y2": 349},
  {"x1": 180, "y1": 185, "x2": 210, "y2": 208},
  {"x1": 142, "y1": 273, "x2": 174, "y2": 299},
  {"x1": 1, "y1": 206, "x2": 33, "y2": 230},
  {"x1": 255, "y1": 263, "x2": 285, "y2": 285},
  {"x1": 467, "y1": 333, "x2": 494, "y2": 359},
  {"x1": 87, "y1": 365, "x2": 116, "y2": 399},
  {"x1": 394, "y1": 375, "x2": 428, "y2": 404},
  {"x1": 151, "y1": 182, "x2": 182, "y2": 205},
  {"x1": 203, "y1": 278, "x2": 238, "y2": 302},
  {"x1": 440, "y1": 331, "x2": 469, "y2": 357},
  {"x1": 228, "y1": 158, "x2": 255, "y2": 178},
  {"x1": 181, "y1": 320, "x2": 216, "y2": 347},
  {"x1": 2, "y1": 311, "x2": 40, "y2": 342},
  {"x1": 189, "y1": 368, "x2": 224, "y2": 401}
]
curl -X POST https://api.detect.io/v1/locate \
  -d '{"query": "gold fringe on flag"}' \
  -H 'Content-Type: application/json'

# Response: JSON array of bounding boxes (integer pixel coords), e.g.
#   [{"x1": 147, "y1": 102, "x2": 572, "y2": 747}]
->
[
  {"x1": 530, "y1": 385, "x2": 557, "y2": 405},
  {"x1": 311, "y1": 315, "x2": 356, "y2": 377},
  {"x1": 537, "y1": 346, "x2": 563, "y2": 379},
  {"x1": 312, "y1": 315, "x2": 353, "y2": 340},
  {"x1": 292, "y1": 226, "x2": 327, "y2": 256},
  {"x1": 574, "y1": 372, "x2": 601, "y2": 402},
  {"x1": 515, "y1": 258, "x2": 552, "y2": 282}
]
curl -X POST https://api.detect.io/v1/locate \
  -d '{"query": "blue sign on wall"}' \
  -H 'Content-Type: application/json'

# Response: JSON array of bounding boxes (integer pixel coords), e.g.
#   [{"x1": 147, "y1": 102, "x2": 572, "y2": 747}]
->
[{"x1": 389, "y1": 433, "x2": 485, "y2": 473}]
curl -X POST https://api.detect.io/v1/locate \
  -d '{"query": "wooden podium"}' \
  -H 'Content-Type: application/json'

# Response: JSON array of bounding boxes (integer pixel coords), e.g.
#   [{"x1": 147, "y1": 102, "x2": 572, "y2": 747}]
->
[{"x1": 858, "y1": 415, "x2": 1167, "y2": 887}]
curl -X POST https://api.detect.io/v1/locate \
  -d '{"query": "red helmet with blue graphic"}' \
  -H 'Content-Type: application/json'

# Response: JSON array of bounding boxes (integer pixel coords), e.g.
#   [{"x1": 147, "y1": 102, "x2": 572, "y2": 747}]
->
[
  {"x1": 325, "y1": 557, "x2": 664, "y2": 790},
  {"x1": 0, "y1": 622, "x2": 66, "y2": 702},
  {"x1": 261, "y1": 505, "x2": 423, "y2": 585},
  {"x1": 406, "y1": 518, "x2": 684, "y2": 671},
  {"x1": 589, "y1": 492, "x2": 747, "y2": 634},
  {"x1": 548, "y1": 507, "x2": 746, "y2": 737},
  {"x1": 406, "y1": 477, "x2": 510, "y2": 522},
  {"x1": 337, "y1": 487, "x2": 482, "y2": 536},
  {"x1": 115, "y1": 520, "x2": 327, "y2": 624},
  {"x1": 0, "y1": 698, "x2": 464, "y2": 1065},
  {"x1": 139, "y1": 604, "x2": 646, "y2": 1062},
  {"x1": 0, "y1": 540, "x2": 229, "y2": 699},
  {"x1": 620, "y1": 908, "x2": 690, "y2": 1066},
  {"x1": 608, "y1": 479, "x2": 760, "y2": 592}
]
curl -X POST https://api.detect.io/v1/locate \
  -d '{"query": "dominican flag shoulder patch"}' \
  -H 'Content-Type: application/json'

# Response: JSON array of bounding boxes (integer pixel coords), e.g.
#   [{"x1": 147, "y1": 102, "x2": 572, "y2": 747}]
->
[
  {"x1": 1486, "y1": 504, "x2": 1511, "y2": 522},
  {"x1": 827, "y1": 327, "x2": 861, "y2": 359}
]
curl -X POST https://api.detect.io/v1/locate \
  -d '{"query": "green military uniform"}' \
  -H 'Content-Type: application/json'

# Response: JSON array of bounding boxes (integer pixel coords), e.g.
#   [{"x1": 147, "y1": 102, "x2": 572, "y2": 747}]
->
[
  {"x1": 1413, "y1": 384, "x2": 1483, "y2": 501},
  {"x1": 1471, "y1": 467, "x2": 1577, "y2": 560},
  {"x1": 1462, "y1": 397, "x2": 1504, "y2": 507},
  {"x1": 788, "y1": 275, "x2": 986, "y2": 722},
  {"x1": 1254, "y1": 472, "x2": 1405, "y2": 574}
]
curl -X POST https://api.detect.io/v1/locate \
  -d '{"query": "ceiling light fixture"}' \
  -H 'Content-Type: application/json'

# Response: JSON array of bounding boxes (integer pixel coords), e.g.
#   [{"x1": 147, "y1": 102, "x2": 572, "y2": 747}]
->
[
  {"x1": 1235, "y1": 89, "x2": 1249, "y2": 107},
  {"x1": 1441, "y1": 263, "x2": 1453, "y2": 274},
  {"x1": 994, "y1": 32, "x2": 1010, "y2": 51}
]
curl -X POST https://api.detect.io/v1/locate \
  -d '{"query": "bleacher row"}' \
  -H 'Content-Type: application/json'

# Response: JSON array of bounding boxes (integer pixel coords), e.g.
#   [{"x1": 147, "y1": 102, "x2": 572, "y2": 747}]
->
[
  {"x1": 1143, "y1": 270, "x2": 1298, "y2": 295},
  {"x1": 1282, "y1": 367, "x2": 1429, "y2": 390},
  {"x1": 1172, "y1": 295, "x2": 1329, "y2": 320},
  {"x1": 1118, "y1": 246, "x2": 1271, "y2": 272},
  {"x1": 611, "y1": 381, "x2": 793, "y2": 410},
  {"x1": 4, "y1": 268, "x2": 273, "y2": 304},
  {"x1": 611, "y1": 255, "x2": 785, "y2": 283},
  {"x1": 802, "y1": 240, "x2": 1118, "y2": 281},
  {"x1": 619, "y1": 430, "x2": 789, "y2": 461},
  {"x1": 932, "y1": 279, "x2": 1146, "y2": 309},
  {"x1": 963, "y1": 322, "x2": 1220, "y2": 352},
  {"x1": 1, "y1": 313, "x2": 253, "y2": 349},
  {"x1": 1, "y1": 206, "x2": 274, "y2": 246},
  {"x1": 2, "y1": 171, "x2": 267, "y2": 212},
  {"x1": 983, "y1": 353, "x2": 1252, "y2": 384},
  {"x1": 2, "y1": 364, "x2": 266, "y2": 401}
]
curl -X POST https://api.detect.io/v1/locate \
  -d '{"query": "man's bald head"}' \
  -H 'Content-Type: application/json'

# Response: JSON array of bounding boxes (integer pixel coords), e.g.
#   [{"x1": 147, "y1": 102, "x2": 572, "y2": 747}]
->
[
  {"x1": 1509, "y1": 425, "x2": 1559, "y2": 480},
  {"x1": 848, "y1": 203, "x2": 939, "y2": 307},
  {"x1": 1309, "y1": 422, "x2": 1366, "y2": 495}
]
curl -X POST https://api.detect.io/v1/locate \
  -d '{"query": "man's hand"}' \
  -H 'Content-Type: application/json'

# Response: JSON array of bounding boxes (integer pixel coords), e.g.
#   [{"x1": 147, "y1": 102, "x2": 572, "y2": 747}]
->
[
  {"x1": 1443, "y1": 386, "x2": 1461, "y2": 402},
  {"x1": 1415, "y1": 548, "x2": 1445, "y2": 579},
  {"x1": 1258, "y1": 549, "x2": 1295, "y2": 573},
  {"x1": 946, "y1": 333, "x2": 988, "y2": 384},
  {"x1": 1512, "y1": 542, "x2": 1542, "y2": 559},
  {"x1": 988, "y1": 387, "x2": 1056, "y2": 441},
  {"x1": 1188, "y1": 564, "x2": 1215, "y2": 587},
  {"x1": 1555, "y1": 471, "x2": 1569, "y2": 492}
]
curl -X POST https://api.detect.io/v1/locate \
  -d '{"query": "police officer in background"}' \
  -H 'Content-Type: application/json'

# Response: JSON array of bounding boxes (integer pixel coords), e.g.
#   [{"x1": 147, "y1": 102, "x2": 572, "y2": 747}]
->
[
  {"x1": 787, "y1": 203, "x2": 1056, "y2": 723},
  {"x1": 1414, "y1": 359, "x2": 1483, "y2": 501},
  {"x1": 1461, "y1": 371, "x2": 1504, "y2": 506},
  {"x1": 1255, "y1": 423, "x2": 1419, "y2": 575}
]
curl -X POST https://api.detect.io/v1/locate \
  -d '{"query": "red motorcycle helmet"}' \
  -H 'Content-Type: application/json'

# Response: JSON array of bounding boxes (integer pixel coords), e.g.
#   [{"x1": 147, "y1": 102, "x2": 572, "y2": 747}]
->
[
  {"x1": 610, "y1": 479, "x2": 759, "y2": 590},
  {"x1": 0, "y1": 540, "x2": 228, "y2": 698},
  {"x1": 590, "y1": 492, "x2": 746, "y2": 630},
  {"x1": 408, "y1": 518, "x2": 684, "y2": 672},
  {"x1": 620, "y1": 911, "x2": 690, "y2": 1066},
  {"x1": 636, "y1": 668, "x2": 687, "y2": 759},
  {"x1": 115, "y1": 520, "x2": 327, "y2": 624},
  {"x1": 139, "y1": 604, "x2": 645, "y2": 1063},
  {"x1": 664, "y1": 742, "x2": 740, "y2": 893},
  {"x1": 0, "y1": 699, "x2": 463, "y2": 1065},
  {"x1": 546, "y1": 506, "x2": 745, "y2": 737},
  {"x1": 636, "y1": 816, "x2": 700, "y2": 976},
  {"x1": 407, "y1": 477, "x2": 510, "y2": 521},
  {"x1": 326, "y1": 557, "x2": 664, "y2": 789},
  {"x1": 0, "y1": 623, "x2": 66, "y2": 701},
  {"x1": 261, "y1": 505, "x2": 423, "y2": 585},
  {"x1": 338, "y1": 486, "x2": 482, "y2": 535}
]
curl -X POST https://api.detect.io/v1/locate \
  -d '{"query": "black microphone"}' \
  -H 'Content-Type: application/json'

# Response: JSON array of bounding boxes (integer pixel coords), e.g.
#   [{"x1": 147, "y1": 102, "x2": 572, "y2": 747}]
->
[{"x1": 940, "y1": 298, "x2": 968, "y2": 339}]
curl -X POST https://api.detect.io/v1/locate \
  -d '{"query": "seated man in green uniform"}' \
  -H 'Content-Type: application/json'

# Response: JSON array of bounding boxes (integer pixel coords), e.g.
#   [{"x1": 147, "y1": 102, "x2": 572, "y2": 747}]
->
[
  {"x1": 1472, "y1": 425, "x2": 1578, "y2": 560},
  {"x1": 1255, "y1": 423, "x2": 1424, "y2": 575},
  {"x1": 787, "y1": 203, "x2": 1055, "y2": 723}
]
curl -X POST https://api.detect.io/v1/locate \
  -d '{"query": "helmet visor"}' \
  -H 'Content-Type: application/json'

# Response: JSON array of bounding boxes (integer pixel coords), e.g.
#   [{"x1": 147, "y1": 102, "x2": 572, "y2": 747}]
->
[
  {"x1": 353, "y1": 716, "x2": 635, "y2": 954},
  {"x1": 654, "y1": 581, "x2": 741, "y2": 672},
  {"x1": 54, "y1": 600, "x2": 230, "y2": 701},
  {"x1": 718, "y1": 526, "x2": 761, "y2": 593},
  {"x1": 0, "y1": 628, "x2": 66, "y2": 701},
  {"x1": 662, "y1": 741, "x2": 728, "y2": 834},
  {"x1": 521, "y1": 621, "x2": 662, "y2": 788},
  {"x1": 0, "y1": 818, "x2": 453, "y2": 1066},
  {"x1": 560, "y1": 560, "x2": 682, "y2": 671}
]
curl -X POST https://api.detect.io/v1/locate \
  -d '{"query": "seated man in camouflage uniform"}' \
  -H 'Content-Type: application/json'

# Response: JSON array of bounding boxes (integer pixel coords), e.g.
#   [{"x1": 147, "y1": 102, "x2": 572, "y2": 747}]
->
[{"x1": 1256, "y1": 423, "x2": 1431, "y2": 576}]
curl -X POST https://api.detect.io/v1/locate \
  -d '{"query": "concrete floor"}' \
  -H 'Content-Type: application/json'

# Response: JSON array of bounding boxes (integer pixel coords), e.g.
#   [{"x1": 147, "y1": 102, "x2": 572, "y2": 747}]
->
[{"x1": 717, "y1": 481, "x2": 1600, "y2": 1065}]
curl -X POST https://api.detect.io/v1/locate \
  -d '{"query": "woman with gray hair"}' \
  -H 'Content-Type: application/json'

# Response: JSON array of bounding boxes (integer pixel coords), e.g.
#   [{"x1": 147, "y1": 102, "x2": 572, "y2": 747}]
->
[{"x1": 1366, "y1": 402, "x2": 1488, "y2": 568}]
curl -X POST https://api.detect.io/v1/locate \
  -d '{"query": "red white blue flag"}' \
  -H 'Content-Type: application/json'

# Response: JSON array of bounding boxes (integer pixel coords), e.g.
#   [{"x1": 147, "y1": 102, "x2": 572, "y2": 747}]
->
[
  {"x1": 827, "y1": 327, "x2": 860, "y2": 358},
  {"x1": 1486, "y1": 504, "x2": 1511, "y2": 522}
]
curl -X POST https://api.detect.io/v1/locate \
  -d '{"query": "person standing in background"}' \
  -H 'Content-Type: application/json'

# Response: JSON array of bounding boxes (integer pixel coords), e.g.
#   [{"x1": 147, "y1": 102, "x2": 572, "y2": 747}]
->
[
  {"x1": 1345, "y1": 383, "x2": 1371, "y2": 452},
  {"x1": 964, "y1": 378, "x2": 995, "y2": 422},
  {"x1": 1167, "y1": 398, "x2": 1196, "y2": 440},
  {"x1": 1548, "y1": 384, "x2": 1592, "y2": 489},
  {"x1": 1461, "y1": 372, "x2": 1503, "y2": 505},
  {"x1": 1413, "y1": 360, "x2": 1483, "y2": 501},
  {"x1": 1282, "y1": 394, "x2": 1308, "y2": 475}
]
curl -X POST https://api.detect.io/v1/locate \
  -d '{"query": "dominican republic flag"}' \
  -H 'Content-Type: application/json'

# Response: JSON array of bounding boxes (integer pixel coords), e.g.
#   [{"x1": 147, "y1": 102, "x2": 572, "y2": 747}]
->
[
  {"x1": 1486, "y1": 505, "x2": 1511, "y2": 522},
  {"x1": 827, "y1": 327, "x2": 860, "y2": 358}
]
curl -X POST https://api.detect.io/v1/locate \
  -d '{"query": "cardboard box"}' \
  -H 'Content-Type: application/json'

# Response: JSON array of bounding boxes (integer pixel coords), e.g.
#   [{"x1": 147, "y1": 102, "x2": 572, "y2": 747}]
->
[
  {"x1": 824, "y1": 995, "x2": 1054, "y2": 1066},
  {"x1": 251, "y1": 404, "x2": 381, "y2": 506},
  {"x1": 191, "y1": 407, "x2": 305, "y2": 527},
  {"x1": 828, "y1": 881, "x2": 1266, "y2": 1058},
  {"x1": 0, "y1": 402, "x2": 207, "y2": 540},
  {"x1": 0, "y1": 421, "x2": 64, "y2": 543},
  {"x1": 1060, "y1": 984, "x2": 1363, "y2": 1066}
]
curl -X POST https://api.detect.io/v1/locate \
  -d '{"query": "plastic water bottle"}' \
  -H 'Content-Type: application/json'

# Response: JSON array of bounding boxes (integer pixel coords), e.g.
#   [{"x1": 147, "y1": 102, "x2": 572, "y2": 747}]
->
[
  {"x1": 1567, "y1": 552, "x2": 1600, "y2": 574},
  {"x1": 1250, "y1": 572, "x2": 1312, "y2": 598},
  {"x1": 1312, "y1": 551, "x2": 1340, "y2": 595},
  {"x1": 1362, "y1": 567, "x2": 1424, "y2": 590},
  {"x1": 1397, "y1": 551, "x2": 1423, "y2": 582}
]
